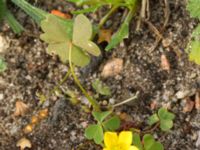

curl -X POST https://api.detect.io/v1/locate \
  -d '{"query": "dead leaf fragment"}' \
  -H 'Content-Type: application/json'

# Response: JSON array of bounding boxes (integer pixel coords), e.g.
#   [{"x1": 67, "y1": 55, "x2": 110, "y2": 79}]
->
[
  {"x1": 51, "y1": 10, "x2": 71, "y2": 19},
  {"x1": 161, "y1": 54, "x2": 170, "y2": 71},
  {"x1": 101, "y1": 58, "x2": 123, "y2": 78},
  {"x1": 98, "y1": 29, "x2": 112, "y2": 43},
  {"x1": 195, "y1": 92, "x2": 200, "y2": 110},
  {"x1": 14, "y1": 101, "x2": 29, "y2": 116},
  {"x1": 150, "y1": 100, "x2": 157, "y2": 110},
  {"x1": 16, "y1": 137, "x2": 32, "y2": 150},
  {"x1": 183, "y1": 98, "x2": 194, "y2": 113}
]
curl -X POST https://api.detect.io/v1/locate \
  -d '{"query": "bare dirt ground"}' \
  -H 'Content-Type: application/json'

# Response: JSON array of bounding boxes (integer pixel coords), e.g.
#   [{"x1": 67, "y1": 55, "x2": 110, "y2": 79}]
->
[{"x1": 1, "y1": 0, "x2": 200, "y2": 149}]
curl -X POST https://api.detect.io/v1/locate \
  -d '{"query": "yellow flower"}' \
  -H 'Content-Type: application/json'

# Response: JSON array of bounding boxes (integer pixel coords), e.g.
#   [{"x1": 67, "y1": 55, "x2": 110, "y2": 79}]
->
[{"x1": 103, "y1": 131, "x2": 139, "y2": 150}]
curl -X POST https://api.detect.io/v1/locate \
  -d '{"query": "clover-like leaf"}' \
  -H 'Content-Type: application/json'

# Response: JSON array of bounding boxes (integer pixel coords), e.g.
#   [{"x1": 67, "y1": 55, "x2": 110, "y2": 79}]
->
[
  {"x1": 84, "y1": 124, "x2": 104, "y2": 144},
  {"x1": 73, "y1": 14, "x2": 101, "y2": 56},
  {"x1": 132, "y1": 133, "x2": 143, "y2": 150},
  {"x1": 158, "y1": 108, "x2": 175, "y2": 131},
  {"x1": 103, "y1": 116, "x2": 120, "y2": 131},
  {"x1": 92, "y1": 111, "x2": 112, "y2": 122},
  {"x1": 92, "y1": 79, "x2": 111, "y2": 96},
  {"x1": 143, "y1": 134, "x2": 164, "y2": 150},
  {"x1": 40, "y1": 14, "x2": 90, "y2": 67},
  {"x1": 148, "y1": 114, "x2": 159, "y2": 126},
  {"x1": 158, "y1": 108, "x2": 175, "y2": 120}
]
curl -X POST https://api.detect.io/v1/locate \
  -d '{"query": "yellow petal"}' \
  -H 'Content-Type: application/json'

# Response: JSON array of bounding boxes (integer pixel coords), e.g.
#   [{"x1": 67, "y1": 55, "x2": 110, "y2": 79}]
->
[
  {"x1": 104, "y1": 132, "x2": 118, "y2": 148},
  {"x1": 129, "y1": 146, "x2": 139, "y2": 150},
  {"x1": 118, "y1": 131, "x2": 133, "y2": 146},
  {"x1": 103, "y1": 148, "x2": 109, "y2": 150}
]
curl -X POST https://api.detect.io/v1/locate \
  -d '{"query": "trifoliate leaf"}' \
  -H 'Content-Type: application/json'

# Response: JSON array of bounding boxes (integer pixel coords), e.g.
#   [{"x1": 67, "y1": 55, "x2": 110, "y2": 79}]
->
[
  {"x1": 158, "y1": 108, "x2": 175, "y2": 120},
  {"x1": 92, "y1": 79, "x2": 111, "y2": 96},
  {"x1": 158, "y1": 108, "x2": 175, "y2": 131},
  {"x1": 103, "y1": 116, "x2": 120, "y2": 131},
  {"x1": 187, "y1": 0, "x2": 200, "y2": 19},
  {"x1": 40, "y1": 14, "x2": 90, "y2": 67},
  {"x1": 84, "y1": 124, "x2": 104, "y2": 144},
  {"x1": 148, "y1": 114, "x2": 159, "y2": 126},
  {"x1": 92, "y1": 111, "x2": 112, "y2": 122},
  {"x1": 73, "y1": 14, "x2": 101, "y2": 56}
]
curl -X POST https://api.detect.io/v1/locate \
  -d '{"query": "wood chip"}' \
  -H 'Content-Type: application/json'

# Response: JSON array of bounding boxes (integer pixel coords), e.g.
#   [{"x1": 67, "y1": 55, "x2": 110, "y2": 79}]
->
[
  {"x1": 183, "y1": 98, "x2": 194, "y2": 113},
  {"x1": 195, "y1": 91, "x2": 200, "y2": 110},
  {"x1": 16, "y1": 137, "x2": 32, "y2": 150},
  {"x1": 101, "y1": 58, "x2": 123, "y2": 78},
  {"x1": 14, "y1": 101, "x2": 29, "y2": 117},
  {"x1": 161, "y1": 54, "x2": 170, "y2": 71},
  {"x1": 150, "y1": 100, "x2": 157, "y2": 110}
]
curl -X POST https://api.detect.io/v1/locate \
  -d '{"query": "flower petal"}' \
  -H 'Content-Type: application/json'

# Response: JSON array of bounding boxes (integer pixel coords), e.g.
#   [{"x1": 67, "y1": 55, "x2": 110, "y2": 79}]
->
[
  {"x1": 129, "y1": 146, "x2": 139, "y2": 150},
  {"x1": 104, "y1": 132, "x2": 118, "y2": 148},
  {"x1": 118, "y1": 131, "x2": 133, "y2": 146}
]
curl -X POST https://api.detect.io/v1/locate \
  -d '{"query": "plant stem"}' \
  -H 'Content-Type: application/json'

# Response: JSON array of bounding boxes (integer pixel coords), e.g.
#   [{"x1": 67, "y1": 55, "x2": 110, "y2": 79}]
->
[
  {"x1": 50, "y1": 70, "x2": 71, "y2": 95},
  {"x1": 98, "y1": 5, "x2": 119, "y2": 29},
  {"x1": 112, "y1": 92, "x2": 139, "y2": 108},
  {"x1": 68, "y1": 43, "x2": 100, "y2": 111}
]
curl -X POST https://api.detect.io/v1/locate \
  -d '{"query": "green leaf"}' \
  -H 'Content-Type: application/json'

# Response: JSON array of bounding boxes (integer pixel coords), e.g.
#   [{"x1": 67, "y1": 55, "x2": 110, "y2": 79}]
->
[
  {"x1": 84, "y1": 124, "x2": 104, "y2": 144},
  {"x1": 92, "y1": 111, "x2": 112, "y2": 122},
  {"x1": 73, "y1": 14, "x2": 101, "y2": 56},
  {"x1": 143, "y1": 134, "x2": 164, "y2": 150},
  {"x1": 72, "y1": 5, "x2": 101, "y2": 14},
  {"x1": 158, "y1": 108, "x2": 175, "y2": 132},
  {"x1": 40, "y1": 14, "x2": 90, "y2": 67},
  {"x1": 158, "y1": 108, "x2": 175, "y2": 120},
  {"x1": 192, "y1": 24, "x2": 200, "y2": 38},
  {"x1": 11, "y1": 0, "x2": 47, "y2": 24},
  {"x1": 187, "y1": 0, "x2": 200, "y2": 19},
  {"x1": 92, "y1": 79, "x2": 111, "y2": 96},
  {"x1": 148, "y1": 114, "x2": 159, "y2": 126},
  {"x1": 0, "y1": 0, "x2": 6, "y2": 21},
  {"x1": 160, "y1": 119, "x2": 173, "y2": 132},
  {"x1": 143, "y1": 134, "x2": 155, "y2": 150},
  {"x1": 0, "y1": 57, "x2": 7, "y2": 72},
  {"x1": 187, "y1": 40, "x2": 200, "y2": 65},
  {"x1": 103, "y1": 116, "x2": 120, "y2": 131},
  {"x1": 105, "y1": 8, "x2": 134, "y2": 51},
  {"x1": 132, "y1": 133, "x2": 143, "y2": 150},
  {"x1": 5, "y1": 10, "x2": 24, "y2": 34}
]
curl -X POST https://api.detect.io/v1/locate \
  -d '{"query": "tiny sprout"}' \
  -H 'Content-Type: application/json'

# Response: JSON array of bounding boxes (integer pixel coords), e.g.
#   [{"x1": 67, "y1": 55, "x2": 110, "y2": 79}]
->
[{"x1": 38, "y1": 108, "x2": 48, "y2": 119}]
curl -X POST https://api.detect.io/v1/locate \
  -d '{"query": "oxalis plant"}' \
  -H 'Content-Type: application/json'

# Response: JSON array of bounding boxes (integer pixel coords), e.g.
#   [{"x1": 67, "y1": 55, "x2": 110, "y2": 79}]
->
[{"x1": 4, "y1": 0, "x2": 177, "y2": 149}]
